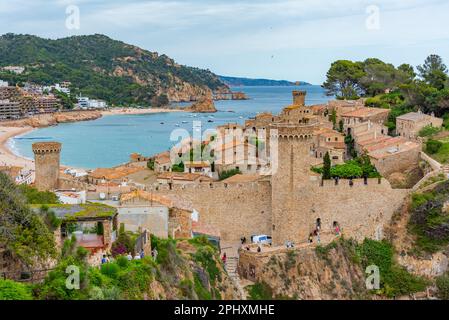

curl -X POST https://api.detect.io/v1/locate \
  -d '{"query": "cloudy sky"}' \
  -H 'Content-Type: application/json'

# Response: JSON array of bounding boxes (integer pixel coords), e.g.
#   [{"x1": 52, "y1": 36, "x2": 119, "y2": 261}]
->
[{"x1": 1, "y1": 0, "x2": 449, "y2": 84}]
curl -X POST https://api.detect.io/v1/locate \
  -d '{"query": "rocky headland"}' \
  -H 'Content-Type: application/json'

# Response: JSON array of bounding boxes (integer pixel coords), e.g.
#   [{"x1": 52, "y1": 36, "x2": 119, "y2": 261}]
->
[{"x1": 184, "y1": 97, "x2": 217, "y2": 113}]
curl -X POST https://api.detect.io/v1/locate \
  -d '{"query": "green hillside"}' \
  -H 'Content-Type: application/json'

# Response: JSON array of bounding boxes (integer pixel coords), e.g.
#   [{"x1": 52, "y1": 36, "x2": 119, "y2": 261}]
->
[{"x1": 0, "y1": 33, "x2": 229, "y2": 106}]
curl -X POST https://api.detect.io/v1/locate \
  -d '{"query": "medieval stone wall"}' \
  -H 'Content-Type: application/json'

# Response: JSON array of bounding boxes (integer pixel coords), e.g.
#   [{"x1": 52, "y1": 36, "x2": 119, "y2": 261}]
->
[
  {"x1": 153, "y1": 181, "x2": 273, "y2": 241},
  {"x1": 278, "y1": 178, "x2": 409, "y2": 244}
]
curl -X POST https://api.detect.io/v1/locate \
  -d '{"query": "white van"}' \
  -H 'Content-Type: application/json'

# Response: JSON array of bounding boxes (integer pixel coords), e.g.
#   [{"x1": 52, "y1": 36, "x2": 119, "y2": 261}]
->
[{"x1": 251, "y1": 234, "x2": 272, "y2": 245}]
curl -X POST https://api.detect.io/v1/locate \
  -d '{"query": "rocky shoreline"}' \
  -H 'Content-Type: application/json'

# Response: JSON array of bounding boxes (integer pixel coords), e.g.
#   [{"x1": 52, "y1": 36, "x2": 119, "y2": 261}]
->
[{"x1": 0, "y1": 110, "x2": 103, "y2": 128}]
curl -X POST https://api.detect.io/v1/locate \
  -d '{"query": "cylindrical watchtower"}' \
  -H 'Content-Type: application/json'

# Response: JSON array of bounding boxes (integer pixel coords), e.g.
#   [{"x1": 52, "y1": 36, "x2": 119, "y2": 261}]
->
[
  {"x1": 32, "y1": 142, "x2": 61, "y2": 191},
  {"x1": 292, "y1": 90, "x2": 306, "y2": 106}
]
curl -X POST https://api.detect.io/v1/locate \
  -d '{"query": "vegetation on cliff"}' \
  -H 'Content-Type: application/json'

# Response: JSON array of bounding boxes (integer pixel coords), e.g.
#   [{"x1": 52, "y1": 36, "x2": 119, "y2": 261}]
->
[
  {"x1": 322, "y1": 55, "x2": 449, "y2": 133},
  {"x1": 247, "y1": 238, "x2": 426, "y2": 300},
  {"x1": 0, "y1": 173, "x2": 57, "y2": 267},
  {"x1": 2, "y1": 234, "x2": 237, "y2": 300},
  {"x1": 409, "y1": 180, "x2": 449, "y2": 254},
  {"x1": 0, "y1": 33, "x2": 229, "y2": 106}
]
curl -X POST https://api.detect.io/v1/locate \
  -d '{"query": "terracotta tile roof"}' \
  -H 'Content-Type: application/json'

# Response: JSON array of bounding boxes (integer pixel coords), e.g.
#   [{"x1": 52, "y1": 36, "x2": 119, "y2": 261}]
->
[
  {"x1": 365, "y1": 137, "x2": 405, "y2": 152},
  {"x1": 396, "y1": 112, "x2": 433, "y2": 122},
  {"x1": 220, "y1": 174, "x2": 263, "y2": 183},
  {"x1": 369, "y1": 140, "x2": 420, "y2": 160},
  {"x1": 89, "y1": 166, "x2": 144, "y2": 180},
  {"x1": 0, "y1": 165, "x2": 23, "y2": 178},
  {"x1": 157, "y1": 172, "x2": 212, "y2": 182},
  {"x1": 341, "y1": 107, "x2": 389, "y2": 118},
  {"x1": 184, "y1": 161, "x2": 211, "y2": 168},
  {"x1": 154, "y1": 151, "x2": 171, "y2": 165},
  {"x1": 120, "y1": 189, "x2": 194, "y2": 211},
  {"x1": 357, "y1": 135, "x2": 391, "y2": 148}
]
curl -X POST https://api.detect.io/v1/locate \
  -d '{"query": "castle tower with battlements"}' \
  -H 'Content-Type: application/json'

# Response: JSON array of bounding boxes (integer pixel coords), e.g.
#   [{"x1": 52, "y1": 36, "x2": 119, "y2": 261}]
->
[
  {"x1": 270, "y1": 120, "x2": 319, "y2": 245},
  {"x1": 32, "y1": 142, "x2": 61, "y2": 191},
  {"x1": 292, "y1": 90, "x2": 306, "y2": 107}
]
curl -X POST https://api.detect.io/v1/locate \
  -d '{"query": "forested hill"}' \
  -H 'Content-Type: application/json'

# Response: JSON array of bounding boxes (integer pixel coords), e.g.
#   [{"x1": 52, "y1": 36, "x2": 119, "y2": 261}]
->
[
  {"x1": 0, "y1": 33, "x2": 230, "y2": 106},
  {"x1": 219, "y1": 75, "x2": 310, "y2": 87}
]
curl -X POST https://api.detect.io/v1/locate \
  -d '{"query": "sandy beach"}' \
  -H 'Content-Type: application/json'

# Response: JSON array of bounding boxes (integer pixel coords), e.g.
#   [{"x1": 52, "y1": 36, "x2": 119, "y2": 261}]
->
[
  {"x1": 0, "y1": 126, "x2": 35, "y2": 170},
  {"x1": 0, "y1": 108, "x2": 183, "y2": 172},
  {"x1": 101, "y1": 107, "x2": 182, "y2": 116}
]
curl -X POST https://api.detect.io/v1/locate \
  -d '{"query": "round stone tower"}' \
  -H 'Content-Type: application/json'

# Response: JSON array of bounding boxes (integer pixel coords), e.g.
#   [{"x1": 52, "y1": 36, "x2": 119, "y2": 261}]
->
[
  {"x1": 32, "y1": 142, "x2": 61, "y2": 191},
  {"x1": 292, "y1": 90, "x2": 306, "y2": 106}
]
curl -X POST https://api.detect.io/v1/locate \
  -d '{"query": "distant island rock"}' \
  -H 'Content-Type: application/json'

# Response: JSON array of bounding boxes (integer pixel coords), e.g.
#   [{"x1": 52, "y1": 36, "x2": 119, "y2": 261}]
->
[
  {"x1": 213, "y1": 91, "x2": 249, "y2": 100},
  {"x1": 219, "y1": 76, "x2": 311, "y2": 87},
  {"x1": 184, "y1": 97, "x2": 217, "y2": 113}
]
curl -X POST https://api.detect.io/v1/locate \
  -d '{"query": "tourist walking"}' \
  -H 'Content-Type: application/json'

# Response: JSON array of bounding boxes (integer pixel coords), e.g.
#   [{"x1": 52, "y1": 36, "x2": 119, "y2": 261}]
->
[
  {"x1": 152, "y1": 248, "x2": 158, "y2": 261},
  {"x1": 101, "y1": 254, "x2": 107, "y2": 264},
  {"x1": 308, "y1": 233, "x2": 313, "y2": 243},
  {"x1": 221, "y1": 252, "x2": 227, "y2": 265},
  {"x1": 126, "y1": 252, "x2": 133, "y2": 261},
  {"x1": 140, "y1": 249, "x2": 145, "y2": 259}
]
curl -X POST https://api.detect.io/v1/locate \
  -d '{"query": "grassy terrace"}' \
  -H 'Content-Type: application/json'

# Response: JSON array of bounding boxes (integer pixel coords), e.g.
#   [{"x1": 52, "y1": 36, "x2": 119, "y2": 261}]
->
[
  {"x1": 30, "y1": 203, "x2": 117, "y2": 221},
  {"x1": 424, "y1": 134, "x2": 449, "y2": 164}
]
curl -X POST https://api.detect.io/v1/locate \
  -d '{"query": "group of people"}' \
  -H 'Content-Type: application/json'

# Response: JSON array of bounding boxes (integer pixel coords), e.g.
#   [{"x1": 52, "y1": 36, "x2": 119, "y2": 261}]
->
[
  {"x1": 285, "y1": 240, "x2": 295, "y2": 248},
  {"x1": 125, "y1": 249, "x2": 145, "y2": 261},
  {"x1": 101, "y1": 247, "x2": 159, "y2": 265},
  {"x1": 308, "y1": 229, "x2": 321, "y2": 244}
]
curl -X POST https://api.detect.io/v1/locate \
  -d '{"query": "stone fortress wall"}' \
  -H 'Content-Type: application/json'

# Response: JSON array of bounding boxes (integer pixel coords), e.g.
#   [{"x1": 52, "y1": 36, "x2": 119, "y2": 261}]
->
[
  {"x1": 151, "y1": 177, "x2": 409, "y2": 243},
  {"x1": 152, "y1": 181, "x2": 273, "y2": 241}
]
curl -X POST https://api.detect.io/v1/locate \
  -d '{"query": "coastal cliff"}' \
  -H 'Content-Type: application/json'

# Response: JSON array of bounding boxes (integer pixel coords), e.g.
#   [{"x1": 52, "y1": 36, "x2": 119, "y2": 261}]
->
[
  {"x1": 1, "y1": 111, "x2": 102, "y2": 128},
  {"x1": 184, "y1": 97, "x2": 217, "y2": 113},
  {"x1": 0, "y1": 34, "x2": 230, "y2": 106}
]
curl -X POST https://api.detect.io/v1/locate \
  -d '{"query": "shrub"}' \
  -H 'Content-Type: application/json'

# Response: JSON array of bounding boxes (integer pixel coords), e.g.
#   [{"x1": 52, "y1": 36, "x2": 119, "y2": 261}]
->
[
  {"x1": 100, "y1": 263, "x2": 121, "y2": 279},
  {"x1": 172, "y1": 161, "x2": 185, "y2": 173},
  {"x1": 357, "y1": 239, "x2": 427, "y2": 297},
  {"x1": 436, "y1": 274, "x2": 449, "y2": 299},
  {"x1": 193, "y1": 246, "x2": 221, "y2": 285},
  {"x1": 219, "y1": 168, "x2": 241, "y2": 181},
  {"x1": 419, "y1": 125, "x2": 441, "y2": 137},
  {"x1": 147, "y1": 159, "x2": 154, "y2": 170},
  {"x1": 426, "y1": 139, "x2": 443, "y2": 154},
  {"x1": 247, "y1": 282, "x2": 273, "y2": 300},
  {"x1": 18, "y1": 184, "x2": 59, "y2": 204},
  {"x1": 331, "y1": 163, "x2": 363, "y2": 179},
  {"x1": 409, "y1": 180, "x2": 449, "y2": 253},
  {"x1": 0, "y1": 280, "x2": 33, "y2": 300}
]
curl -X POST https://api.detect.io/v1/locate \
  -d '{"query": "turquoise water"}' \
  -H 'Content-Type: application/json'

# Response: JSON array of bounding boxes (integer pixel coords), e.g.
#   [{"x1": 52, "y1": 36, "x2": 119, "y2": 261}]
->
[{"x1": 11, "y1": 85, "x2": 330, "y2": 169}]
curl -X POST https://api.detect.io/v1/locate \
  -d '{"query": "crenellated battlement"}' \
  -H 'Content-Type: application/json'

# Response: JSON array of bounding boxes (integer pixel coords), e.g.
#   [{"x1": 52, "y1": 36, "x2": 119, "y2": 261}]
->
[
  {"x1": 32, "y1": 142, "x2": 62, "y2": 154},
  {"x1": 149, "y1": 180, "x2": 270, "y2": 192},
  {"x1": 310, "y1": 177, "x2": 399, "y2": 189},
  {"x1": 292, "y1": 90, "x2": 306, "y2": 106},
  {"x1": 269, "y1": 124, "x2": 317, "y2": 139}
]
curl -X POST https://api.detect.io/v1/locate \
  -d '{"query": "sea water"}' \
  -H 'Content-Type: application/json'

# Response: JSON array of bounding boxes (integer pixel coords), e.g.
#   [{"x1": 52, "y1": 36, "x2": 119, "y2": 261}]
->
[{"x1": 12, "y1": 85, "x2": 331, "y2": 169}]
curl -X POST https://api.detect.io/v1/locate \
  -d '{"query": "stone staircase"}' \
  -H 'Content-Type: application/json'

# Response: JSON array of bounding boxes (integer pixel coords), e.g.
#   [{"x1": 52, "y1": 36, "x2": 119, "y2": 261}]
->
[{"x1": 225, "y1": 256, "x2": 248, "y2": 300}]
